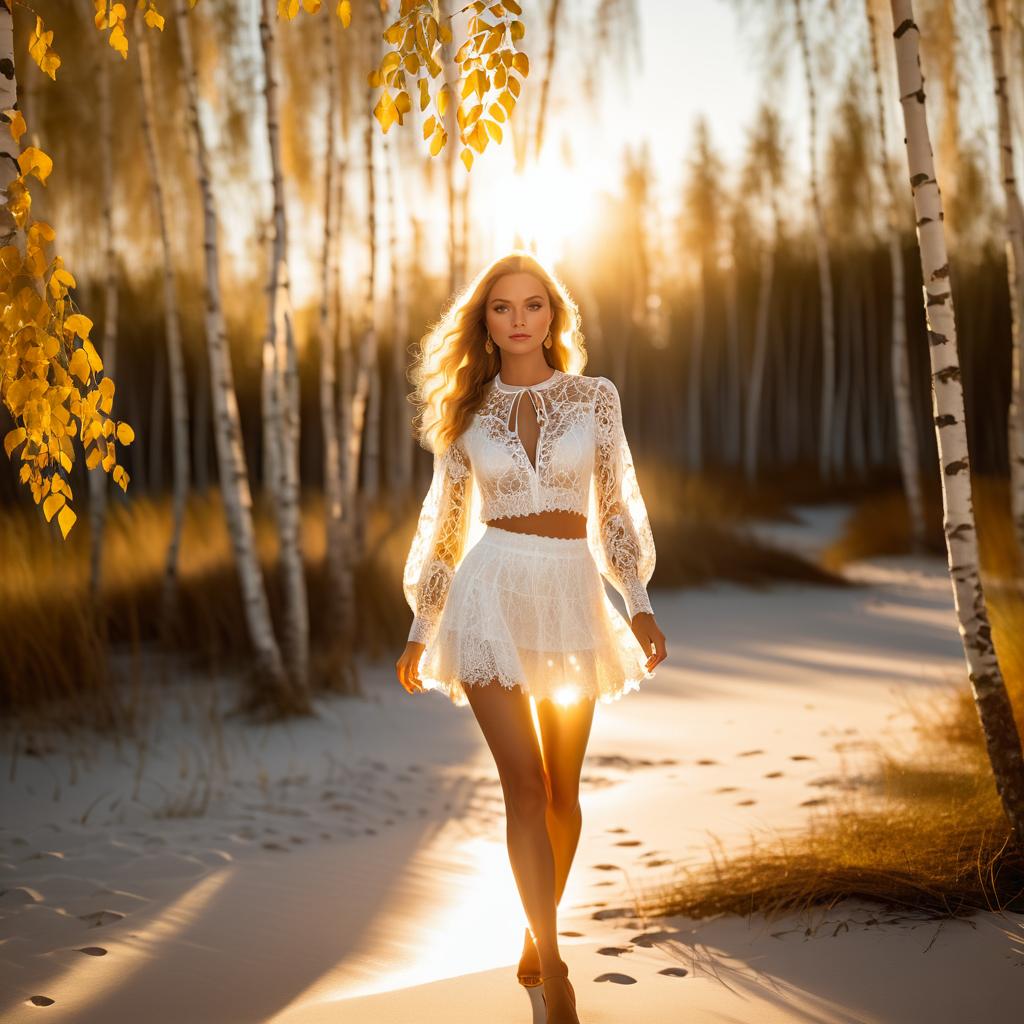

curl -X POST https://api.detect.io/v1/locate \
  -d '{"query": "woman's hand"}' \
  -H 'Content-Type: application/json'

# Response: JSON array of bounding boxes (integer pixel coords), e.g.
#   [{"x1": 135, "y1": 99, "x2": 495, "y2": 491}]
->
[
  {"x1": 630, "y1": 611, "x2": 667, "y2": 672},
  {"x1": 396, "y1": 641, "x2": 426, "y2": 694}
]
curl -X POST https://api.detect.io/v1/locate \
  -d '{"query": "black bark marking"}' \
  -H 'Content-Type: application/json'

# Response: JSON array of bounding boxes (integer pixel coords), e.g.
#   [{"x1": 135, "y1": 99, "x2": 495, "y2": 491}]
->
[
  {"x1": 894, "y1": 19, "x2": 916, "y2": 39},
  {"x1": 934, "y1": 413, "x2": 956, "y2": 427},
  {"x1": 944, "y1": 459, "x2": 969, "y2": 476},
  {"x1": 935, "y1": 365, "x2": 960, "y2": 383}
]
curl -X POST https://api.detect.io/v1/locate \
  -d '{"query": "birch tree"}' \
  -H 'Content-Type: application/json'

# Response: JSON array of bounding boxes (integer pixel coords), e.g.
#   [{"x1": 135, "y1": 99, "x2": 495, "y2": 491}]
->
[
  {"x1": 129, "y1": 7, "x2": 191, "y2": 619},
  {"x1": 793, "y1": 0, "x2": 837, "y2": 480},
  {"x1": 743, "y1": 106, "x2": 784, "y2": 483},
  {"x1": 174, "y1": 0, "x2": 300, "y2": 711},
  {"x1": 985, "y1": 0, "x2": 1024, "y2": 553},
  {"x1": 88, "y1": 33, "x2": 119, "y2": 598},
  {"x1": 259, "y1": 0, "x2": 310, "y2": 691},
  {"x1": 865, "y1": 0, "x2": 924, "y2": 551},
  {"x1": 889, "y1": 0, "x2": 1024, "y2": 843}
]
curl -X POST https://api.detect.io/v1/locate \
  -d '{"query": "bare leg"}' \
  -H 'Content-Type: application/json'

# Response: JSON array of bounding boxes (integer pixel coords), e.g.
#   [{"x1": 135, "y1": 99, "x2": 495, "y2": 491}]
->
[
  {"x1": 463, "y1": 680, "x2": 579, "y2": 1021},
  {"x1": 518, "y1": 694, "x2": 596, "y2": 979}
]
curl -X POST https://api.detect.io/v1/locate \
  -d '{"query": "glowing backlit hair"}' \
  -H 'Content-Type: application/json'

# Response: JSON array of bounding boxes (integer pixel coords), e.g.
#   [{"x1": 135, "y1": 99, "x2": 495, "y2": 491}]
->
[{"x1": 409, "y1": 249, "x2": 588, "y2": 454}]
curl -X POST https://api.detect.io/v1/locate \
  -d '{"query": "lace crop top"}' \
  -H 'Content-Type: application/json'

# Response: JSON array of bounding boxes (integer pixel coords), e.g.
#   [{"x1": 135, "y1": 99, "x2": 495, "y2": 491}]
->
[{"x1": 403, "y1": 367, "x2": 656, "y2": 645}]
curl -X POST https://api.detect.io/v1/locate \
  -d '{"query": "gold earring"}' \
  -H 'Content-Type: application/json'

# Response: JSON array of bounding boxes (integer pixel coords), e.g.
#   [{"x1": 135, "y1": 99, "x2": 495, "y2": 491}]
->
[
  {"x1": 543, "y1": 331, "x2": 553, "y2": 349},
  {"x1": 485, "y1": 332, "x2": 494, "y2": 354}
]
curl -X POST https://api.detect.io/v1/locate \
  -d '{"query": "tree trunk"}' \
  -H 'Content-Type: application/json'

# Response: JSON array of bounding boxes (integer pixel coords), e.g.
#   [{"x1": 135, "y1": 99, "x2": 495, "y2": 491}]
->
[
  {"x1": 745, "y1": 235, "x2": 775, "y2": 482},
  {"x1": 175, "y1": 0, "x2": 294, "y2": 711},
  {"x1": 890, "y1": 0, "x2": 1024, "y2": 844},
  {"x1": 794, "y1": 0, "x2": 837, "y2": 481},
  {"x1": 386, "y1": 140, "x2": 413, "y2": 515},
  {"x1": 866, "y1": 0, "x2": 925, "y2": 549},
  {"x1": 986, "y1": 0, "x2": 1024, "y2": 551},
  {"x1": 131, "y1": 9, "x2": 191, "y2": 625},
  {"x1": 319, "y1": 17, "x2": 346, "y2": 643},
  {"x1": 88, "y1": 39, "x2": 117, "y2": 599},
  {"x1": 259, "y1": 0, "x2": 309, "y2": 693},
  {"x1": 687, "y1": 264, "x2": 705, "y2": 472}
]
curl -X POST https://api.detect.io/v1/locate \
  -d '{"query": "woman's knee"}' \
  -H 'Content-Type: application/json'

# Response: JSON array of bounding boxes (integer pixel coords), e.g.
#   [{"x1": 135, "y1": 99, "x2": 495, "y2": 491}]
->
[
  {"x1": 501, "y1": 769, "x2": 550, "y2": 821},
  {"x1": 548, "y1": 786, "x2": 581, "y2": 820}
]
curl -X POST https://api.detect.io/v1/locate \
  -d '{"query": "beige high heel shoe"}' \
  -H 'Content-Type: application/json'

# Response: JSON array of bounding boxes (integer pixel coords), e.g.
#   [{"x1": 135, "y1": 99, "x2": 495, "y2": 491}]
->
[{"x1": 539, "y1": 963, "x2": 577, "y2": 1013}]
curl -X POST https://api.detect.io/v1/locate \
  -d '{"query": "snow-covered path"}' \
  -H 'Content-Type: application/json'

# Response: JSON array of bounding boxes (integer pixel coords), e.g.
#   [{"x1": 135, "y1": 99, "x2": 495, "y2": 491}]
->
[{"x1": 2, "y1": 503, "x2": 1021, "y2": 1023}]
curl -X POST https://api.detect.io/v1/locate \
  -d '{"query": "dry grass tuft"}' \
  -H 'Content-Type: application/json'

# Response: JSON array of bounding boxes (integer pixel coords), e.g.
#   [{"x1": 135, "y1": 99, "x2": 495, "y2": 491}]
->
[{"x1": 644, "y1": 475, "x2": 1024, "y2": 921}]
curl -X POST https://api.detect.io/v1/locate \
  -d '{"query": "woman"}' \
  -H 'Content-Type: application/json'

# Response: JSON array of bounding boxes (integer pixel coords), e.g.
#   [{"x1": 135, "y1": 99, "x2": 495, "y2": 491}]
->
[{"x1": 395, "y1": 250, "x2": 667, "y2": 1024}]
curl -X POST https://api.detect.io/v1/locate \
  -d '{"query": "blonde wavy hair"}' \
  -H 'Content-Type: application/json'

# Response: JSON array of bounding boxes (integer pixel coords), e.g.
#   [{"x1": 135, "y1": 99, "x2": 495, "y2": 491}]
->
[{"x1": 409, "y1": 250, "x2": 588, "y2": 455}]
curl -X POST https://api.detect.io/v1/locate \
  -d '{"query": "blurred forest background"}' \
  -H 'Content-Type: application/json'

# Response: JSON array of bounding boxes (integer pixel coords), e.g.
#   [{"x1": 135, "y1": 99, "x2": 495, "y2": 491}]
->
[{"x1": 2, "y1": 0, "x2": 1022, "y2": 726}]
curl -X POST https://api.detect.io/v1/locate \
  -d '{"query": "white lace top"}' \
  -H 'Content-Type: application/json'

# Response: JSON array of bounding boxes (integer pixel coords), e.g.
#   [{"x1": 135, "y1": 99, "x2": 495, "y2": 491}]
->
[{"x1": 403, "y1": 367, "x2": 656, "y2": 645}]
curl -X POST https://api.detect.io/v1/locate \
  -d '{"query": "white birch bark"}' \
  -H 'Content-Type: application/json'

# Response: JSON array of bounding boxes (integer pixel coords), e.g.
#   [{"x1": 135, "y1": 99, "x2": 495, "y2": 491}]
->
[
  {"x1": 259, "y1": 0, "x2": 309, "y2": 690},
  {"x1": 794, "y1": 0, "x2": 837, "y2": 480},
  {"x1": 744, "y1": 238, "x2": 774, "y2": 483},
  {"x1": 0, "y1": 5, "x2": 16, "y2": 249},
  {"x1": 131, "y1": 9, "x2": 191, "y2": 620},
  {"x1": 174, "y1": 0, "x2": 293, "y2": 707},
  {"x1": 89, "y1": 38, "x2": 117, "y2": 598},
  {"x1": 866, "y1": 0, "x2": 924, "y2": 549},
  {"x1": 890, "y1": 0, "x2": 1024, "y2": 841},
  {"x1": 319, "y1": 18, "x2": 346, "y2": 632},
  {"x1": 386, "y1": 140, "x2": 413, "y2": 511},
  {"x1": 687, "y1": 266, "x2": 705, "y2": 473},
  {"x1": 986, "y1": 0, "x2": 1024, "y2": 551},
  {"x1": 350, "y1": 74, "x2": 378, "y2": 549}
]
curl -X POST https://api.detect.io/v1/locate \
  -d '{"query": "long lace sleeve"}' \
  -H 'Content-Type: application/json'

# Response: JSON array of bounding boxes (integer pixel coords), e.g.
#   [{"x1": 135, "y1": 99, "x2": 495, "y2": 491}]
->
[
  {"x1": 587, "y1": 376, "x2": 656, "y2": 621},
  {"x1": 403, "y1": 436, "x2": 473, "y2": 645}
]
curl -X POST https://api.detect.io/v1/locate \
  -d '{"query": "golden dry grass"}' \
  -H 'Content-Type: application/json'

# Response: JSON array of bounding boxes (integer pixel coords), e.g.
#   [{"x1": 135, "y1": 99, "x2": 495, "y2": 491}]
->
[{"x1": 644, "y1": 474, "x2": 1024, "y2": 921}]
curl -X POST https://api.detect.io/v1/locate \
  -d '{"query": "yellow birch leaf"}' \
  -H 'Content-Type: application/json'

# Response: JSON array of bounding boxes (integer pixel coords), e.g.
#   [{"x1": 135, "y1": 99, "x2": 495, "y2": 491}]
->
[
  {"x1": 429, "y1": 126, "x2": 445, "y2": 156},
  {"x1": 460, "y1": 147, "x2": 474, "y2": 172},
  {"x1": 69, "y1": 349, "x2": 90, "y2": 384},
  {"x1": 6, "y1": 109, "x2": 26, "y2": 142},
  {"x1": 86, "y1": 445, "x2": 101, "y2": 469},
  {"x1": 109, "y1": 24, "x2": 128, "y2": 58},
  {"x1": 116, "y1": 422, "x2": 135, "y2": 445},
  {"x1": 4, "y1": 428, "x2": 26, "y2": 457},
  {"x1": 512, "y1": 52, "x2": 529, "y2": 76},
  {"x1": 43, "y1": 491, "x2": 65, "y2": 522},
  {"x1": 337, "y1": 1, "x2": 352, "y2": 27},
  {"x1": 484, "y1": 118, "x2": 502, "y2": 143},
  {"x1": 144, "y1": 6, "x2": 165, "y2": 30},
  {"x1": 58, "y1": 450, "x2": 72, "y2": 472},
  {"x1": 510, "y1": 20, "x2": 524, "y2": 42},
  {"x1": 64, "y1": 313, "x2": 93, "y2": 340},
  {"x1": 102, "y1": 449, "x2": 116, "y2": 472},
  {"x1": 57, "y1": 504, "x2": 76, "y2": 538},
  {"x1": 423, "y1": 115, "x2": 436, "y2": 140},
  {"x1": 112, "y1": 465, "x2": 129, "y2": 491},
  {"x1": 84, "y1": 339, "x2": 103, "y2": 373},
  {"x1": 18, "y1": 146, "x2": 54, "y2": 185}
]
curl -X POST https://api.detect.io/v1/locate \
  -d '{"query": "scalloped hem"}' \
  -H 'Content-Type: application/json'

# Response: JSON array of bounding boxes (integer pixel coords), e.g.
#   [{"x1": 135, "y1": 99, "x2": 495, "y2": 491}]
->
[{"x1": 418, "y1": 665, "x2": 652, "y2": 708}]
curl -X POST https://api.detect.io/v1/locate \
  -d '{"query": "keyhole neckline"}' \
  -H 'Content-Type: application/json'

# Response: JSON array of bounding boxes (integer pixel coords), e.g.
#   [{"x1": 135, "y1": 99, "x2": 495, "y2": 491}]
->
[{"x1": 493, "y1": 366, "x2": 564, "y2": 393}]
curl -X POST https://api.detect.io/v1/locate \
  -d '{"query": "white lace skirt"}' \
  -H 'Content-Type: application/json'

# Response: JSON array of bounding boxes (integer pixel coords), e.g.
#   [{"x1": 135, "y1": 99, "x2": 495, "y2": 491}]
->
[{"x1": 418, "y1": 525, "x2": 653, "y2": 707}]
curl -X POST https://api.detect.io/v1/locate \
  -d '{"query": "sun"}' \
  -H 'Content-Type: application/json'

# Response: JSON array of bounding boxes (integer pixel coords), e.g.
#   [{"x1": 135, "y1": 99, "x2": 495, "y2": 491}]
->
[{"x1": 485, "y1": 150, "x2": 599, "y2": 266}]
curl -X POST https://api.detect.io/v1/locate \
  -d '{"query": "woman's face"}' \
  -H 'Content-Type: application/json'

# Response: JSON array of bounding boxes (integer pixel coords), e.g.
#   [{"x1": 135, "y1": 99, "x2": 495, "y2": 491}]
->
[{"x1": 484, "y1": 272, "x2": 554, "y2": 356}]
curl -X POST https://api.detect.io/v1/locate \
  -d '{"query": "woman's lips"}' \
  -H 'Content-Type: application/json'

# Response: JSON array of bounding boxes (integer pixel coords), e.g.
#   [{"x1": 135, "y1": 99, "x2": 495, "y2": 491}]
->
[{"x1": 509, "y1": 333, "x2": 530, "y2": 339}]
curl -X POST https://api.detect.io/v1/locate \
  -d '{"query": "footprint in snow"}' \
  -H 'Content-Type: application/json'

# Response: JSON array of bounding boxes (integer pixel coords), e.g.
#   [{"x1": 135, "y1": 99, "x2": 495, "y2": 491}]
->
[
  {"x1": 597, "y1": 946, "x2": 632, "y2": 956},
  {"x1": 594, "y1": 972, "x2": 637, "y2": 985},
  {"x1": 737, "y1": 749, "x2": 765, "y2": 757},
  {"x1": 764, "y1": 771, "x2": 784, "y2": 778},
  {"x1": 76, "y1": 946, "x2": 107, "y2": 956},
  {"x1": 613, "y1": 839, "x2": 642, "y2": 846},
  {"x1": 696, "y1": 758, "x2": 718, "y2": 766},
  {"x1": 659, "y1": 967, "x2": 689, "y2": 977},
  {"x1": 28, "y1": 995, "x2": 55, "y2": 1006},
  {"x1": 790, "y1": 754, "x2": 815, "y2": 761}
]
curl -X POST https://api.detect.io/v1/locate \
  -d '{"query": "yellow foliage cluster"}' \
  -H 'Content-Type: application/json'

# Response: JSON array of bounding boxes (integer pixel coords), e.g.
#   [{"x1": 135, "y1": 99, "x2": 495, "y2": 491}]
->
[
  {"x1": 365, "y1": 0, "x2": 527, "y2": 169},
  {"x1": 1, "y1": 121, "x2": 133, "y2": 540}
]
